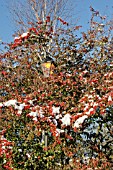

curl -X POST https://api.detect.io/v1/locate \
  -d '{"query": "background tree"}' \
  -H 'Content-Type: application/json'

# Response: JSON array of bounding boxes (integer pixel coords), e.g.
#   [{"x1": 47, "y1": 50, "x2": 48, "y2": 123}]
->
[{"x1": 8, "y1": 0, "x2": 76, "y2": 34}]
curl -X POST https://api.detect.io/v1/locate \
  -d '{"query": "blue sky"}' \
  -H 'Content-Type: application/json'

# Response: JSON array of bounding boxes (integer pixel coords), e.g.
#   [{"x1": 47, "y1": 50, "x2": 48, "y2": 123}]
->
[{"x1": 0, "y1": 0, "x2": 113, "y2": 44}]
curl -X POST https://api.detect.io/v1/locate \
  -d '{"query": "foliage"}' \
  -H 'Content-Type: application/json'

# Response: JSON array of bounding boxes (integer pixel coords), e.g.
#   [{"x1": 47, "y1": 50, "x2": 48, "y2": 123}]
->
[{"x1": 0, "y1": 8, "x2": 113, "y2": 169}]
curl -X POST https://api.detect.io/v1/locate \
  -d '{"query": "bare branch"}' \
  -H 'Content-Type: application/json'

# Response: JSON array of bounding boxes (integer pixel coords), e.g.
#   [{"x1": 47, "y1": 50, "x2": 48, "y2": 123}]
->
[{"x1": 7, "y1": 0, "x2": 77, "y2": 33}]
